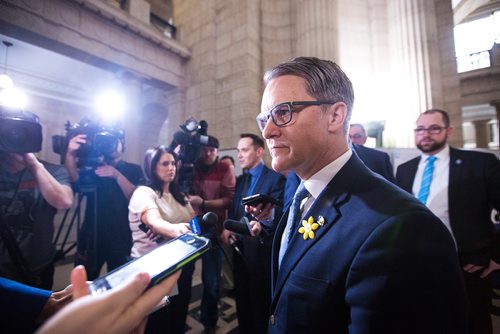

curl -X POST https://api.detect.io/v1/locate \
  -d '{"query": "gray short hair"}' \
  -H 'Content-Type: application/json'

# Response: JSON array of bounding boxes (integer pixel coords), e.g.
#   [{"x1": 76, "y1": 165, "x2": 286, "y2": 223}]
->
[{"x1": 264, "y1": 57, "x2": 354, "y2": 132}]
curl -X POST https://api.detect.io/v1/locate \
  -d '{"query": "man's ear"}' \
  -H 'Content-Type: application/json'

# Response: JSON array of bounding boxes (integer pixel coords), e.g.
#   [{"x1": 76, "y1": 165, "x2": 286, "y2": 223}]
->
[
  {"x1": 326, "y1": 102, "x2": 348, "y2": 133},
  {"x1": 446, "y1": 126, "x2": 453, "y2": 138},
  {"x1": 256, "y1": 146, "x2": 265, "y2": 158}
]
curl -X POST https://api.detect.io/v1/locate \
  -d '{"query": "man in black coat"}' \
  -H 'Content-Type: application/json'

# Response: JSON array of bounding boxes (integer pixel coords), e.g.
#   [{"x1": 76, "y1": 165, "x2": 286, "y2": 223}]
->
[
  {"x1": 396, "y1": 108, "x2": 500, "y2": 334},
  {"x1": 256, "y1": 57, "x2": 466, "y2": 334}
]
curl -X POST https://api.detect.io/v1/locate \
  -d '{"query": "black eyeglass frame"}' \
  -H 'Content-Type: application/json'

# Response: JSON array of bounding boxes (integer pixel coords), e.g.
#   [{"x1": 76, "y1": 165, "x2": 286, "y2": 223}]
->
[
  {"x1": 413, "y1": 125, "x2": 448, "y2": 135},
  {"x1": 256, "y1": 100, "x2": 337, "y2": 132}
]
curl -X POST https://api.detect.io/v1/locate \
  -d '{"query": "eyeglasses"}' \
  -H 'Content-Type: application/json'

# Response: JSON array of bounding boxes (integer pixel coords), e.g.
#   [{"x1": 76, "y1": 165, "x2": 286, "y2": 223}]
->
[
  {"x1": 349, "y1": 134, "x2": 365, "y2": 140},
  {"x1": 256, "y1": 101, "x2": 337, "y2": 132},
  {"x1": 414, "y1": 125, "x2": 447, "y2": 135}
]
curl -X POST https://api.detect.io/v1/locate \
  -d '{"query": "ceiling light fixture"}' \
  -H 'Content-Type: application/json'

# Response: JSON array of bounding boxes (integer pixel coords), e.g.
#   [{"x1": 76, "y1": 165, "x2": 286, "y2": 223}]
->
[{"x1": 0, "y1": 41, "x2": 14, "y2": 89}]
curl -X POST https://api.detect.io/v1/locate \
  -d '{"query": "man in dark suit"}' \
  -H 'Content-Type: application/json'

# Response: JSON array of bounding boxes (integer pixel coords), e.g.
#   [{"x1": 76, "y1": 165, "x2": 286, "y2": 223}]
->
[
  {"x1": 349, "y1": 123, "x2": 395, "y2": 182},
  {"x1": 349, "y1": 123, "x2": 368, "y2": 145},
  {"x1": 254, "y1": 56, "x2": 467, "y2": 333},
  {"x1": 223, "y1": 133, "x2": 285, "y2": 334},
  {"x1": 396, "y1": 108, "x2": 500, "y2": 334},
  {"x1": 352, "y1": 144, "x2": 395, "y2": 182}
]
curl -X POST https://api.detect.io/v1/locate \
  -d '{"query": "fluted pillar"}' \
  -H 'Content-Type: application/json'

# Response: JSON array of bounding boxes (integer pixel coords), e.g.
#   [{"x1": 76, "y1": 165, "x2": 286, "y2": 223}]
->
[
  {"x1": 385, "y1": 0, "x2": 460, "y2": 147},
  {"x1": 295, "y1": 0, "x2": 340, "y2": 59}
]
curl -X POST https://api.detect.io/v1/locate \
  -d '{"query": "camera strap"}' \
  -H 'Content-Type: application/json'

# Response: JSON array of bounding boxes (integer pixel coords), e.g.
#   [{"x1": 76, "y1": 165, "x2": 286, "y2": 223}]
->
[{"x1": 0, "y1": 169, "x2": 36, "y2": 284}]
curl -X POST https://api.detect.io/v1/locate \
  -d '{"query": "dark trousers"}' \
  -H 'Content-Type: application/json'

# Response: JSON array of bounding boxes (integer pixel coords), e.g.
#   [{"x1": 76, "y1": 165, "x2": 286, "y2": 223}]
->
[
  {"x1": 463, "y1": 271, "x2": 493, "y2": 334},
  {"x1": 233, "y1": 237, "x2": 272, "y2": 334},
  {"x1": 75, "y1": 245, "x2": 130, "y2": 280},
  {"x1": 34, "y1": 261, "x2": 55, "y2": 290},
  {"x1": 200, "y1": 247, "x2": 223, "y2": 328},
  {"x1": 146, "y1": 261, "x2": 195, "y2": 334}
]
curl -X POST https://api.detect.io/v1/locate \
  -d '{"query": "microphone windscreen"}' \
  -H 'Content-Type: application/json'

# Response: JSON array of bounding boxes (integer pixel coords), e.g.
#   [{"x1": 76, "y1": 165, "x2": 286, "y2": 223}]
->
[
  {"x1": 203, "y1": 212, "x2": 218, "y2": 225},
  {"x1": 223, "y1": 219, "x2": 251, "y2": 236}
]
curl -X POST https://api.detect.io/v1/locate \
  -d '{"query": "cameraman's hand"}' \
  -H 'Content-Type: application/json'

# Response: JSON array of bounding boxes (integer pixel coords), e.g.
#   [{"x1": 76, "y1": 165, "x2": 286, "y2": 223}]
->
[
  {"x1": 67, "y1": 134, "x2": 86, "y2": 155},
  {"x1": 22, "y1": 153, "x2": 41, "y2": 170},
  {"x1": 187, "y1": 195, "x2": 203, "y2": 211},
  {"x1": 95, "y1": 165, "x2": 119, "y2": 179},
  {"x1": 188, "y1": 195, "x2": 203, "y2": 206}
]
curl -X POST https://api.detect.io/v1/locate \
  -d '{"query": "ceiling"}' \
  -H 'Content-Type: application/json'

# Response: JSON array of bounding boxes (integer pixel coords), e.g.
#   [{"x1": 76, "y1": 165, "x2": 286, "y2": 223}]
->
[{"x1": 0, "y1": 32, "x2": 117, "y2": 109}]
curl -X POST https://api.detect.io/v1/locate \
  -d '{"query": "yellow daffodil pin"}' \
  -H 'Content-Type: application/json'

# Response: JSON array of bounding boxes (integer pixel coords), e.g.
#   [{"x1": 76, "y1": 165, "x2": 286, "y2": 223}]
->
[{"x1": 298, "y1": 216, "x2": 319, "y2": 240}]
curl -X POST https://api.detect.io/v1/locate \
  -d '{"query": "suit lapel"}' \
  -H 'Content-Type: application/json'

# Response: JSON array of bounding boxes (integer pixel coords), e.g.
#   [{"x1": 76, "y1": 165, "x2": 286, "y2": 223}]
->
[
  {"x1": 271, "y1": 156, "x2": 361, "y2": 306},
  {"x1": 253, "y1": 166, "x2": 268, "y2": 194},
  {"x1": 448, "y1": 147, "x2": 462, "y2": 223},
  {"x1": 397, "y1": 157, "x2": 419, "y2": 193}
]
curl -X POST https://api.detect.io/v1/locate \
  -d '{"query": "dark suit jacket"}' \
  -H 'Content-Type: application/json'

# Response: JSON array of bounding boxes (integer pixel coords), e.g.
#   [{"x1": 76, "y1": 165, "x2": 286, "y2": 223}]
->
[
  {"x1": 228, "y1": 164, "x2": 285, "y2": 333},
  {"x1": 229, "y1": 164, "x2": 286, "y2": 240},
  {"x1": 269, "y1": 154, "x2": 466, "y2": 333},
  {"x1": 352, "y1": 144, "x2": 395, "y2": 183},
  {"x1": 396, "y1": 147, "x2": 500, "y2": 266}
]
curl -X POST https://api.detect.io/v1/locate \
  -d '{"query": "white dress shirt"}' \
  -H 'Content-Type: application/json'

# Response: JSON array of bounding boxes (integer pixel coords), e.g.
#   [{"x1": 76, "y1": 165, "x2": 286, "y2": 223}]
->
[
  {"x1": 412, "y1": 145, "x2": 456, "y2": 246},
  {"x1": 302, "y1": 149, "x2": 352, "y2": 216},
  {"x1": 280, "y1": 149, "x2": 352, "y2": 252}
]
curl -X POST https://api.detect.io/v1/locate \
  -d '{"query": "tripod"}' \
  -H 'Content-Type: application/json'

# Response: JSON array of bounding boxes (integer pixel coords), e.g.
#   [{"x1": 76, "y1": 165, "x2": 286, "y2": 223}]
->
[{"x1": 53, "y1": 184, "x2": 98, "y2": 273}]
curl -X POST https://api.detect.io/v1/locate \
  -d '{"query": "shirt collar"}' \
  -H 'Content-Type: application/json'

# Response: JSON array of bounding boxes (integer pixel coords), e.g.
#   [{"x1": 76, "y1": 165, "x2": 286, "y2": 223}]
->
[
  {"x1": 419, "y1": 145, "x2": 450, "y2": 163},
  {"x1": 249, "y1": 161, "x2": 264, "y2": 177},
  {"x1": 302, "y1": 149, "x2": 352, "y2": 199}
]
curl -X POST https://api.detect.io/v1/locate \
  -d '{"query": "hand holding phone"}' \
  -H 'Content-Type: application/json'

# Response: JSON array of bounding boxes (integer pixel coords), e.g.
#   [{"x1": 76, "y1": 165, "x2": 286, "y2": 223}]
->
[
  {"x1": 89, "y1": 233, "x2": 210, "y2": 296},
  {"x1": 241, "y1": 193, "x2": 280, "y2": 207}
]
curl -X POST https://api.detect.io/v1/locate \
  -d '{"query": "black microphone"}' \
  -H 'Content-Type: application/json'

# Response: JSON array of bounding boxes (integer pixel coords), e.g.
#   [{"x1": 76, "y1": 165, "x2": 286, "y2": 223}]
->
[
  {"x1": 223, "y1": 216, "x2": 251, "y2": 236},
  {"x1": 202, "y1": 211, "x2": 218, "y2": 225},
  {"x1": 191, "y1": 211, "x2": 218, "y2": 237}
]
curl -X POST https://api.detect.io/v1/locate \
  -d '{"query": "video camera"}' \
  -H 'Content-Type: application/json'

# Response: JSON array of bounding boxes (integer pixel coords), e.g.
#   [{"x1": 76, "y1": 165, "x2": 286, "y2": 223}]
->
[
  {"x1": 0, "y1": 105, "x2": 42, "y2": 153},
  {"x1": 169, "y1": 117, "x2": 216, "y2": 194},
  {"x1": 52, "y1": 118, "x2": 124, "y2": 191},
  {"x1": 52, "y1": 117, "x2": 124, "y2": 168}
]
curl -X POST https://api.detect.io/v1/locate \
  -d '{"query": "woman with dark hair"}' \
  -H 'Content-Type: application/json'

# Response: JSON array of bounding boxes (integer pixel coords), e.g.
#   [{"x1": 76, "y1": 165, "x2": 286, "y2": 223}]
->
[{"x1": 128, "y1": 145, "x2": 194, "y2": 334}]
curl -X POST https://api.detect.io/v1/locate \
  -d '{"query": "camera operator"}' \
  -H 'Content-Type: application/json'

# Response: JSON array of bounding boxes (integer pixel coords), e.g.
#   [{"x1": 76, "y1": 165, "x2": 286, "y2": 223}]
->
[
  {"x1": 0, "y1": 108, "x2": 73, "y2": 290},
  {"x1": 187, "y1": 136, "x2": 235, "y2": 333},
  {"x1": 65, "y1": 133, "x2": 144, "y2": 280}
]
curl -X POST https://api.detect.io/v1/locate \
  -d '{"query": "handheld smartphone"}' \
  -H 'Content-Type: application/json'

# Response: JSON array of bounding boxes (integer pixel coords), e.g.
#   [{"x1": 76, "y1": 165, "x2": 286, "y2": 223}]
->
[
  {"x1": 89, "y1": 233, "x2": 211, "y2": 296},
  {"x1": 241, "y1": 193, "x2": 280, "y2": 207}
]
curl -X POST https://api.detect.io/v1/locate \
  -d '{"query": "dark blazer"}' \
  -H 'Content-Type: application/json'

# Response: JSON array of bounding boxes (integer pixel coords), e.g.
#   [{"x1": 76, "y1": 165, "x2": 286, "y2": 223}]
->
[
  {"x1": 228, "y1": 164, "x2": 285, "y2": 334},
  {"x1": 396, "y1": 147, "x2": 500, "y2": 266},
  {"x1": 0, "y1": 276, "x2": 51, "y2": 333},
  {"x1": 229, "y1": 164, "x2": 286, "y2": 227},
  {"x1": 269, "y1": 154, "x2": 466, "y2": 333},
  {"x1": 352, "y1": 144, "x2": 395, "y2": 183}
]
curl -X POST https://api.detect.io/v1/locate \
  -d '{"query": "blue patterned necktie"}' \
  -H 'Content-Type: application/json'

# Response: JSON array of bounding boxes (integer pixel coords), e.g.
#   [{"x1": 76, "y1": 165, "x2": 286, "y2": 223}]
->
[
  {"x1": 279, "y1": 182, "x2": 309, "y2": 266},
  {"x1": 417, "y1": 156, "x2": 437, "y2": 205}
]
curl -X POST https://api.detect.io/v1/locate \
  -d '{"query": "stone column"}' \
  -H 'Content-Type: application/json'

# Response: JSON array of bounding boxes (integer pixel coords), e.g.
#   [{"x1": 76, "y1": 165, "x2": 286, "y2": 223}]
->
[
  {"x1": 385, "y1": 0, "x2": 461, "y2": 148},
  {"x1": 295, "y1": 0, "x2": 340, "y2": 59},
  {"x1": 472, "y1": 119, "x2": 490, "y2": 148}
]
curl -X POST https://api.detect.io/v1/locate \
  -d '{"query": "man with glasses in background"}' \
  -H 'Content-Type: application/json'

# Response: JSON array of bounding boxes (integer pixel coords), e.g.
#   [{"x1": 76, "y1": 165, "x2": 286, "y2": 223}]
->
[
  {"x1": 349, "y1": 123, "x2": 368, "y2": 145},
  {"x1": 396, "y1": 108, "x2": 500, "y2": 334},
  {"x1": 349, "y1": 123, "x2": 395, "y2": 183},
  {"x1": 254, "y1": 57, "x2": 467, "y2": 333}
]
